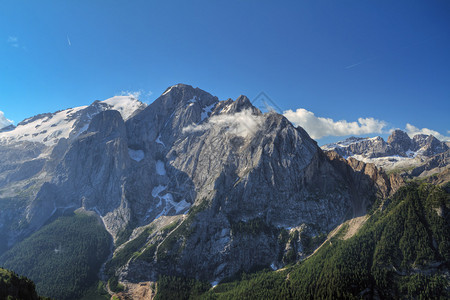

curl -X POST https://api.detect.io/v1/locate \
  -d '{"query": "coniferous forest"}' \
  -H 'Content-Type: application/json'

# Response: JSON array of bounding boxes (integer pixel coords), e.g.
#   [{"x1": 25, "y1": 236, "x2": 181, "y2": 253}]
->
[{"x1": 0, "y1": 210, "x2": 111, "y2": 299}]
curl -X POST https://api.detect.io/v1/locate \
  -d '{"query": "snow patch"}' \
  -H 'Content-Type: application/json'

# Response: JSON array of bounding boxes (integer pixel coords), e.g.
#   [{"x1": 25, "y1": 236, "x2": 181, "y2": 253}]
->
[
  {"x1": 173, "y1": 199, "x2": 191, "y2": 213},
  {"x1": 0, "y1": 106, "x2": 87, "y2": 145},
  {"x1": 155, "y1": 134, "x2": 165, "y2": 146},
  {"x1": 151, "y1": 185, "x2": 191, "y2": 219},
  {"x1": 102, "y1": 96, "x2": 146, "y2": 121},
  {"x1": 187, "y1": 96, "x2": 197, "y2": 104},
  {"x1": 152, "y1": 185, "x2": 167, "y2": 197},
  {"x1": 128, "y1": 148, "x2": 145, "y2": 162},
  {"x1": 352, "y1": 154, "x2": 423, "y2": 171},
  {"x1": 156, "y1": 160, "x2": 166, "y2": 176},
  {"x1": 201, "y1": 103, "x2": 215, "y2": 121}
]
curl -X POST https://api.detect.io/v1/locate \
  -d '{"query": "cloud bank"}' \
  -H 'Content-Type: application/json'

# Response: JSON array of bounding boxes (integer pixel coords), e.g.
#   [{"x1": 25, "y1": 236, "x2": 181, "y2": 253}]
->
[
  {"x1": 283, "y1": 108, "x2": 387, "y2": 139},
  {"x1": 0, "y1": 111, "x2": 13, "y2": 129},
  {"x1": 405, "y1": 123, "x2": 450, "y2": 141},
  {"x1": 183, "y1": 109, "x2": 263, "y2": 138}
]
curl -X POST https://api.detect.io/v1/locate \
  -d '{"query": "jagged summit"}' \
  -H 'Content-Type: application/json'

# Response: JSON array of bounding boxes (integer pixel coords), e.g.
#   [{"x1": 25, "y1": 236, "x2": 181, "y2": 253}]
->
[{"x1": 388, "y1": 129, "x2": 412, "y2": 154}]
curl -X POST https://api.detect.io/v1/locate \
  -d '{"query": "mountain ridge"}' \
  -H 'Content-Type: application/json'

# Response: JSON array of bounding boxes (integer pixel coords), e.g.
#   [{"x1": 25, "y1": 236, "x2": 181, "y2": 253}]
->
[{"x1": 322, "y1": 130, "x2": 450, "y2": 184}]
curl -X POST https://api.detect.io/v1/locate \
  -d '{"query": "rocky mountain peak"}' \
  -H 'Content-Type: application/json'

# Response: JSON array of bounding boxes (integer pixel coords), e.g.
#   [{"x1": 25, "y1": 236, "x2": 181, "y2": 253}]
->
[
  {"x1": 159, "y1": 84, "x2": 217, "y2": 107},
  {"x1": 387, "y1": 129, "x2": 411, "y2": 154},
  {"x1": 234, "y1": 95, "x2": 251, "y2": 109},
  {"x1": 214, "y1": 95, "x2": 262, "y2": 116},
  {"x1": 414, "y1": 134, "x2": 449, "y2": 156},
  {"x1": 126, "y1": 84, "x2": 219, "y2": 150}
]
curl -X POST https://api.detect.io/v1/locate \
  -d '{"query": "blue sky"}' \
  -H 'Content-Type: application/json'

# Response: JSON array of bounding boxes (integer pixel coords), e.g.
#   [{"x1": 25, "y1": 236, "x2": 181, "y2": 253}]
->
[{"x1": 1, "y1": 0, "x2": 449, "y2": 144}]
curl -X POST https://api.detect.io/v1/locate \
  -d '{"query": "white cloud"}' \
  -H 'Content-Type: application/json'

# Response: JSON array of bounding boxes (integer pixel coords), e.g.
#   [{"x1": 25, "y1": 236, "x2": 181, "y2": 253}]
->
[
  {"x1": 405, "y1": 123, "x2": 450, "y2": 141},
  {"x1": 183, "y1": 109, "x2": 263, "y2": 138},
  {"x1": 7, "y1": 36, "x2": 19, "y2": 47},
  {"x1": 117, "y1": 90, "x2": 153, "y2": 103},
  {"x1": 283, "y1": 108, "x2": 387, "y2": 139},
  {"x1": 0, "y1": 111, "x2": 14, "y2": 129},
  {"x1": 120, "y1": 90, "x2": 142, "y2": 99}
]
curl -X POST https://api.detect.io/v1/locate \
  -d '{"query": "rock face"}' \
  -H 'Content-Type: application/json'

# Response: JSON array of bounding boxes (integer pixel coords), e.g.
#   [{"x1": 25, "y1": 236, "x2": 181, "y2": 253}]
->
[
  {"x1": 0, "y1": 124, "x2": 15, "y2": 133},
  {"x1": 0, "y1": 96, "x2": 146, "y2": 248},
  {"x1": 0, "y1": 84, "x2": 403, "y2": 285},
  {"x1": 387, "y1": 129, "x2": 412, "y2": 155}
]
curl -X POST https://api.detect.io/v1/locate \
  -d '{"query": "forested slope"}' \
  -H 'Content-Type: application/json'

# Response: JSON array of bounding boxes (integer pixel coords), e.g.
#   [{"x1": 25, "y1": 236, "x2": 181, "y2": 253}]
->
[{"x1": 0, "y1": 210, "x2": 111, "y2": 300}]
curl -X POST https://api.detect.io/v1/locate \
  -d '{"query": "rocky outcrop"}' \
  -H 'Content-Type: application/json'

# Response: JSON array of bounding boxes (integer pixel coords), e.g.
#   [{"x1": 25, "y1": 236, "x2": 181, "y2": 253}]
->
[{"x1": 325, "y1": 151, "x2": 404, "y2": 200}]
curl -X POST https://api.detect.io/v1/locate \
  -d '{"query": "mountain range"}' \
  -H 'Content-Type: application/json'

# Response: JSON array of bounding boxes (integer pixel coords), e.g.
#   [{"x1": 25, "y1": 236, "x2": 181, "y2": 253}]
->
[
  {"x1": 0, "y1": 84, "x2": 448, "y2": 299},
  {"x1": 322, "y1": 129, "x2": 450, "y2": 184}
]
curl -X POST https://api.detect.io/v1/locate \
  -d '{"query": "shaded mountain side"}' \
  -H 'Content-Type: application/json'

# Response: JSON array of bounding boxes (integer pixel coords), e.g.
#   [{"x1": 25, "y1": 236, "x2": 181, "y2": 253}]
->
[
  {"x1": 0, "y1": 209, "x2": 111, "y2": 300},
  {"x1": 0, "y1": 268, "x2": 49, "y2": 300},
  {"x1": 324, "y1": 150, "x2": 404, "y2": 215},
  {"x1": 155, "y1": 182, "x2": 449, "y2": 299}
]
